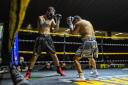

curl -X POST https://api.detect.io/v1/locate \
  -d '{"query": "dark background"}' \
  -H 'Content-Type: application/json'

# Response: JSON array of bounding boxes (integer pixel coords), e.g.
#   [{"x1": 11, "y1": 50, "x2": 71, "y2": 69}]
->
[{"x1": 0, "y1": 0, "x2": 128, "y2": 32}]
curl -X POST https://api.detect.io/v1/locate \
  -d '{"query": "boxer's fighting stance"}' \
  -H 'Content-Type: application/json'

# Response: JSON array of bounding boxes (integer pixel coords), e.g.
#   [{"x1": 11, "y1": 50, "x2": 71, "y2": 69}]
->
[
  {"x1": 25, "y1": 6, "x2": 64, "y2": 80},
  {"x1": 66, "y1": 16, "x2": 99, "y2": 80}
]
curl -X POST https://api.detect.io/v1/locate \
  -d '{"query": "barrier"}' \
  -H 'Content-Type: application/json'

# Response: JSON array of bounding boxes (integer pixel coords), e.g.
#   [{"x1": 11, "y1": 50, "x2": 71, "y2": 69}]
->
[{"x1": 18, "y1": 29, "x2": 128, "y2": 65}]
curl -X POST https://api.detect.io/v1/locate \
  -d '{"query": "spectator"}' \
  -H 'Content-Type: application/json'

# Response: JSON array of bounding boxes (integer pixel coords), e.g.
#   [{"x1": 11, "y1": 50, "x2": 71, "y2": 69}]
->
[
  {"x1": 0, "y1": 57, "x2": 5, "y2": 73},
  {"x1": 0, "y1": 57, "x2": 2, "y2": 70},
  {"x1": 27, "y1": 24, "x2": 32, "y2": 30},
  {"x1": 17, "y1": 56, "x2": 28, "y2": 72},
  {"x1": 0, "y1": 57, "x2": 2, "y2": 64},
  {"x1": 43, "y1": 62, "x2": 52, "y2": 70},
  {"x1": 61, "y1": 62, "x2": 67, "y2": 70}
]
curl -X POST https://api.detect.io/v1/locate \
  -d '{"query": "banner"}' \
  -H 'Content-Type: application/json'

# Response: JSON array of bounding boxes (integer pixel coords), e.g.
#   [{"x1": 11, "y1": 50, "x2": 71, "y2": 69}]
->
[
  {"x1": 8, "y1": 0, "x2": 30, "y2": 53},
  {"x1": 11, "y1": 33, "x2": 19, "y2": 65}
]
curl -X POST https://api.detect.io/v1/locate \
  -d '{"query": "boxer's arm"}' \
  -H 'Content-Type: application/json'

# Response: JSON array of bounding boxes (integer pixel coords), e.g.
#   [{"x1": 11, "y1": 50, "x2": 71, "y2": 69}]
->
[
  {"x1": 65, "y1": 25, "x2": 79, "y2": 34},
  {"x1": 38, "y1": 16, "x2": 45, "y2": 26},
  {"x1": 51, "y1": 19, "x2": 59, "y2": 32},
  {"x1": 37, "y1": 16, "x2": 45, "y2": 31},
  {"x1": 70, "y1": 24, "x2": 80, "y2": 34},
  {"x1": 51, "y1": 14, "x2": 62, "y2": 32},
  {"x1": 66, "y1": 16, "x2": 74, "y2": 31}
]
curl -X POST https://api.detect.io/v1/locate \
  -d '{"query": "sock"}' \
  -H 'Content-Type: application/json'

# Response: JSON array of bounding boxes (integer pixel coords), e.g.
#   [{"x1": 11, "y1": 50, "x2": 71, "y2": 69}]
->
[
  {"x1": 94, "y1": 69, "x2": 97, "y2": 72},
  {"x1": 79, "y1": 73, "x2": 85, "y2": 79},
  {"x1": 91, "y1": 68, "x2": 97, "y2": 72}
]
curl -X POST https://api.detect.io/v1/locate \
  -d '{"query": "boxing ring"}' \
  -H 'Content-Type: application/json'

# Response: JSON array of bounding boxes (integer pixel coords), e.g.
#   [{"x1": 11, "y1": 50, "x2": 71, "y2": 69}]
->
[
  {"x1": 1, "y1": 69, "x2": 128, "y2": 85},
  {"x1": 1, "y1": 29, "x2": 128, "y2": 85},
  {"x1": 1, "y1": 0, "x2": 128, "y2": 84}
]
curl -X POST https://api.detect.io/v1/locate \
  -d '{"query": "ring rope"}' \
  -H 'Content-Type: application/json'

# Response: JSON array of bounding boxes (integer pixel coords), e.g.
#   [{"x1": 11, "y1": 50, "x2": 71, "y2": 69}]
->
[
  {"x1": 19, "y1": 51, "x2": 128, "y2": 55},
  {"x1": 19, "y1": 39, "x2": 82, "y2": 44},
  {"x1": 19, "y1": 39, "x2": 128, "y2": 46},
  {"x1": 19, "y1": 29, "x2": 128, "y2": 55},
  {"x1": 28, "y1": 60, "x2": 128, "y2": 63},
  {"x1": 19, "y1": 29, "x2": 128, "y2": 39}
]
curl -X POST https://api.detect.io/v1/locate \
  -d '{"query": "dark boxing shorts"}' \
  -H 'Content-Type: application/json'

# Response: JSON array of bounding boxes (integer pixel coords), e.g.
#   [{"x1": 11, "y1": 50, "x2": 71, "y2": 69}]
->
[
  {"x1": 33, "y1": 34, "x2": 56, "y2": 55},
  {"x1": 75, "y1": 36, "x2": 98, "y2": 58}
]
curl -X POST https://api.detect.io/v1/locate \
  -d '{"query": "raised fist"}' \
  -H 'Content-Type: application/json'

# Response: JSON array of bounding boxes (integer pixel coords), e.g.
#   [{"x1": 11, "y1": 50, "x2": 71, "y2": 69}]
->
[{"x1": 55, "y1": 14, "x2": 62, "y2": 21}]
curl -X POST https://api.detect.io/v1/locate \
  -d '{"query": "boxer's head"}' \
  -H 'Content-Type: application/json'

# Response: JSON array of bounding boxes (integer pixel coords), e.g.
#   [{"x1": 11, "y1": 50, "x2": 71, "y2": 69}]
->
[
  {"x1": 46, "y1": 6, "x2": 55, "y2": 20},
  {"x1": 73, "y1": 15, "x2": 81, "y2": 24},
  {"x1": 20, "y1": 56, "x2": 24, "y2": 63}
]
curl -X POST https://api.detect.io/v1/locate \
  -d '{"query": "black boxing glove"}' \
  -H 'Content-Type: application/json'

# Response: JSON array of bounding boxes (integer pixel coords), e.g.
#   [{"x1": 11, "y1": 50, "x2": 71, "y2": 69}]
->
[
  {"x1": 54, "y1": 14, "x2": 62, "y2": 22},
  {"x1": 47, "y1": 13, "x2": 55, "y2": 20}
]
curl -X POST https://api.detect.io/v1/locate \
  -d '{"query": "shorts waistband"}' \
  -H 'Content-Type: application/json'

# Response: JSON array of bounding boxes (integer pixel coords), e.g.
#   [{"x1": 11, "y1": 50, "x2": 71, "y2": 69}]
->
[{"x1": 81, "y1": 36, "x2": 96, "y2": 41}]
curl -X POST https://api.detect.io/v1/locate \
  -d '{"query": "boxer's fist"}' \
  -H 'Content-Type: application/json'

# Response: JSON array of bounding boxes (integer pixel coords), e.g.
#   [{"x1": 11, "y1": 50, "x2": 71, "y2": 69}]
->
[{"x1": 55, "y1": 14, "x2": 62, "y2": 21}]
